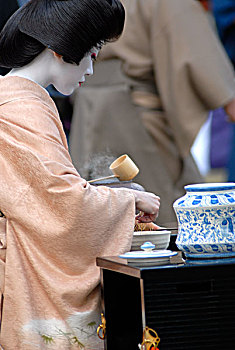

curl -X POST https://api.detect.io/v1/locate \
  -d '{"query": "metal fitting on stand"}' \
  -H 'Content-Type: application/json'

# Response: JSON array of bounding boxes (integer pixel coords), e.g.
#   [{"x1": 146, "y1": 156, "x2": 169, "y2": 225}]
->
[
  {"x1": 97, "y1": 313, "x2": 106, "y2": 340},
  {"x1": 139, "y1": 326, "x2": 160, "y2": 350}
]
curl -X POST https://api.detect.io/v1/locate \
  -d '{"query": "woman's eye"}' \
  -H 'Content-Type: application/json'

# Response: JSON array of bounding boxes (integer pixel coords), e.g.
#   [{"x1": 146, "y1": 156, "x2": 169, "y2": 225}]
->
[{"x1": 91, "y1": 53, "x2": 97, "y2": 61}]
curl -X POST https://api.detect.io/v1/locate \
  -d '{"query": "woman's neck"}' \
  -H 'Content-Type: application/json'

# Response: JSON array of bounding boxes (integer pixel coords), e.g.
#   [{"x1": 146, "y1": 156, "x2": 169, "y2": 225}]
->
[{"x1": 7, "y1": 49, "x2": 54, "y2": 88}]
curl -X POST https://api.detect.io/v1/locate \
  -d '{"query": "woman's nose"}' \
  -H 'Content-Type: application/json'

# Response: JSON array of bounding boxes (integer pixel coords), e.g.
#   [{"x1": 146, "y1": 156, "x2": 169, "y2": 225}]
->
[{"x1": 86, "y1": 59, "x2": 93, "y2": 76}]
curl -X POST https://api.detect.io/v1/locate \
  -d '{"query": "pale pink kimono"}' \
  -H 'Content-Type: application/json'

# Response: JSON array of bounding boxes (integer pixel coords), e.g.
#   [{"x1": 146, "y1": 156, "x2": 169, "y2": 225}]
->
[{"x1": 0, "y1": 76, "x2": 135, "y2": 349}]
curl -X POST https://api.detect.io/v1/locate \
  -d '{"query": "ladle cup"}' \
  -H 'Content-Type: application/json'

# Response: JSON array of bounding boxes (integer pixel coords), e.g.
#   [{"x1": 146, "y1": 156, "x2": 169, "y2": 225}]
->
[{"x1": 88, "y1": 154, "x2": 139, "y2": 183}]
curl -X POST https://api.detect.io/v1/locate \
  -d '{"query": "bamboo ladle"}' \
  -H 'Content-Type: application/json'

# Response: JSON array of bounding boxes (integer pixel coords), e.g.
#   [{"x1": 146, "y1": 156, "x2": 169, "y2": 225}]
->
[{"x1": 88, "y1": 154, "x2": 139, "y2": 183}]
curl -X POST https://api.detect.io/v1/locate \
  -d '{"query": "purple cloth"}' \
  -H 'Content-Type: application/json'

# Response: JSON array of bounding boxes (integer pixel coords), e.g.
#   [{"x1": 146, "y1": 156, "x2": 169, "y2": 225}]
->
[{"x1": 210, "y1": 108, "x2": 234, "y2": 168}]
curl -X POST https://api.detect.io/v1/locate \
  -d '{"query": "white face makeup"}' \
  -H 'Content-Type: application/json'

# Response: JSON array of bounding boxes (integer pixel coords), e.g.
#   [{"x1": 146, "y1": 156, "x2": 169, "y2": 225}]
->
[{"x1": 52, "y1": 48, "x2": 99, "y2": 96}]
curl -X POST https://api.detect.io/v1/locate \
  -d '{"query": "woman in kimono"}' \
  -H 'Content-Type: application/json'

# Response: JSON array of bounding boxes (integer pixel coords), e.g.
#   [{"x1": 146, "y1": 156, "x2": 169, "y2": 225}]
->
[
  {"x1": 69, "y1": 0, "x2": 235, "y2": 227},
  {"x1": 0, "y1": 1, "x2": 160, "y2": 349}
]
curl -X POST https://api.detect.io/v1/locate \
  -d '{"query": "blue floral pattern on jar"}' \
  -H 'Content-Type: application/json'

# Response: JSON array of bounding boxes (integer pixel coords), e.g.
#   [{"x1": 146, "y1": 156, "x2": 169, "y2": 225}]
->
[{"x1": 173, "y1": 183, "x2": 235, "y2": 255}]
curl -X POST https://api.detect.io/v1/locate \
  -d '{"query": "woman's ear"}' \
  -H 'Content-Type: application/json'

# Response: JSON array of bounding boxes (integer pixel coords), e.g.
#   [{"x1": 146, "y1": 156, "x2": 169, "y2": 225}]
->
[
  {"x1": 48, "y1": 48, "x2": 63, "y2": 62},
  {"x1": 52, "y1": 51, "x2": 63, "y2": 60}
]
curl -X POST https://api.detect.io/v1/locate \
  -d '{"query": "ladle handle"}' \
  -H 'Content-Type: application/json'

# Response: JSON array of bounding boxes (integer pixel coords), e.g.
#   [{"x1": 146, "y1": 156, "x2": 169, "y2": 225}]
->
[{"x1": 88, "y1": 174, "x2": 120, "y2": 184}]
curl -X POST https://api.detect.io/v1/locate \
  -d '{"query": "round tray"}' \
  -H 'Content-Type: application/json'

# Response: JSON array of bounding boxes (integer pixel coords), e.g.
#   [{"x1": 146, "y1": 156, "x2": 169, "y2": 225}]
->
[{"x1": 119, "y1": 250, "x2": 177, "y2": 266}]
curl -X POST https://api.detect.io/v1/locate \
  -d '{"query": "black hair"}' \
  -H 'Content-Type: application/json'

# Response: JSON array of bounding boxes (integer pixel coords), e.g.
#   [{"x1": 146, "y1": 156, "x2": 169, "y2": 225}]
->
[{"x1": 0, "y1": 0, "x2": 125, "y2": 68}]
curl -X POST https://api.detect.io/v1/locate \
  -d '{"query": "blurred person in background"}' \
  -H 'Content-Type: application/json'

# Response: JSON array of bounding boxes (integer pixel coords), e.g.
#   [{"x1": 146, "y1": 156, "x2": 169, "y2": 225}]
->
[
  {"x1": 69, "y1": 0, "x2": 235, "y2": 227},
  {"x1": 210, "y1": 0, "x2": 235, "y2": 181}
]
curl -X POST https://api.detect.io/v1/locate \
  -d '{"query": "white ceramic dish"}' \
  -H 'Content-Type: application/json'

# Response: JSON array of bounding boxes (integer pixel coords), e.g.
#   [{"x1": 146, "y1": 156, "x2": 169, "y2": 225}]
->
[
  {"x1": 119, "y1": 249, "x2": 177, "y2": 266},
  {"x1": 131, "y1": 230, "x2": 171, "y2": 252}
]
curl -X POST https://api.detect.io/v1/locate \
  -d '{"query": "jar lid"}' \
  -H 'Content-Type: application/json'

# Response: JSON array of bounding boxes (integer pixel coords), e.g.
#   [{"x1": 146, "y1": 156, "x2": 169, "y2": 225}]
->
[{"x1": 185, "y1": 182, "x2": 235, "y2": 192}]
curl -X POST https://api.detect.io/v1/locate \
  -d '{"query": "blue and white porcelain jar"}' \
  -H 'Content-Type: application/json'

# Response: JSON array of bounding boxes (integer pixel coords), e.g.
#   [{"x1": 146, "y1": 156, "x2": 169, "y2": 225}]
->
[{"x1": 173, "y1": 183, "x2": 235, "y2": 258}]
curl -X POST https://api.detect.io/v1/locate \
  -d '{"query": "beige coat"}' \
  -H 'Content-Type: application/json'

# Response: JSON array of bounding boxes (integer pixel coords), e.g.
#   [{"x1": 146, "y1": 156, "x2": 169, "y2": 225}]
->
[
  {"x1": 0, "y1": 76, "x2": 135, "y2": 349},
  {"x1": 70, "y1": 0, "x2": 235, "y2": 226}
]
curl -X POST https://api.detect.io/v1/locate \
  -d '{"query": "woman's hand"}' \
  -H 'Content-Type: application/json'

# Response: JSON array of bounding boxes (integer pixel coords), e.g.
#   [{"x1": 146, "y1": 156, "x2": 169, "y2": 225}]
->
[{"x1": 131, "y1": 190, "x2": 160, "y2": 223}]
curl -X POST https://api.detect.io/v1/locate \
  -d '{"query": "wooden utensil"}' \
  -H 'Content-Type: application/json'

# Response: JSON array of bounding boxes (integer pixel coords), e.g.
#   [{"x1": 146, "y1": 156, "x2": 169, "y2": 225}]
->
[{"x1": 88, "y1": 154, "x2": 139, "y2": 183}]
